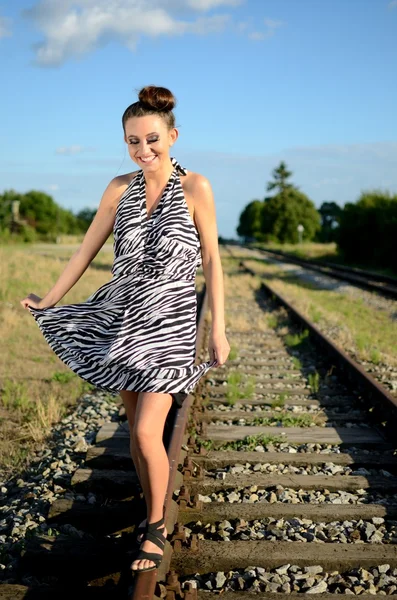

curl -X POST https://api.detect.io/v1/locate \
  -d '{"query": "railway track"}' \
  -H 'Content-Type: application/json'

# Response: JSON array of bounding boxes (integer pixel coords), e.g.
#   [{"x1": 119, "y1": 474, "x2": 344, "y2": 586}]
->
[
  {"x1": 248, "y1": 245, "x2": 397, "y2": 299},
  {"x1": 2, "y1": 246, "x2": 397, "y2": 599}
]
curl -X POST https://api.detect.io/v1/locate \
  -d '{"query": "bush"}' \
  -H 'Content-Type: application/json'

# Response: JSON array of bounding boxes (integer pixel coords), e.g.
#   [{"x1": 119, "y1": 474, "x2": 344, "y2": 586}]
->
[{"x1": 338, "y1": 190, "x2": 397, "y2": 272}]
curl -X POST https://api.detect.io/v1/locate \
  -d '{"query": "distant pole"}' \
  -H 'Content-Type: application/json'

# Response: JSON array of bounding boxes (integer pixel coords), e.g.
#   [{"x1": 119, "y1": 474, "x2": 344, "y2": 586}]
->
[{"x1": 297, "y1": 223, "x2": 304, "y2": 244}]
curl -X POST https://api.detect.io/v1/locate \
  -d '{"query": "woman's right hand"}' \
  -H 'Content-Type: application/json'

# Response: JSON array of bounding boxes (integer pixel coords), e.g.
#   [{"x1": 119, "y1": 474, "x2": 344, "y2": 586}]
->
[{"x1": 20, "y1": 293, "x2": 52, "y2": 310}]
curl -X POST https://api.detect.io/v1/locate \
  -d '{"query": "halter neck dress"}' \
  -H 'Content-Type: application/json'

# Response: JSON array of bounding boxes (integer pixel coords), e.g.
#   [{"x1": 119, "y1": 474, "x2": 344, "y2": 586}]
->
[{"x1": 28, "y1": 157, "x2": 217, "y2": 406}]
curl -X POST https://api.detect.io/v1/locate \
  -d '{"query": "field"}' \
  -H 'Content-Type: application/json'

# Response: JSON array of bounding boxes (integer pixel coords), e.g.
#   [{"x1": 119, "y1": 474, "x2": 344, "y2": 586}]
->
[{"x1": 0, "y1": 241, "x2": 117, "y2": 478}]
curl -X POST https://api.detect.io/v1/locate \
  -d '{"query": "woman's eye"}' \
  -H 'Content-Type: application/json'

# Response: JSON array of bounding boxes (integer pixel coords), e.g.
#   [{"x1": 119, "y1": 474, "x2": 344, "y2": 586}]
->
[{"x1": 129, "y1": 138, "x2": 159, "y2": 144}]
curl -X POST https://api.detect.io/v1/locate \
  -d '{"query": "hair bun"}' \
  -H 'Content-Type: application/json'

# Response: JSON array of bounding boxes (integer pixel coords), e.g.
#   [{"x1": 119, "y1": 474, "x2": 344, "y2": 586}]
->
[{"x1": 138, "y1": 85, "x2": 176, "y2": 112}]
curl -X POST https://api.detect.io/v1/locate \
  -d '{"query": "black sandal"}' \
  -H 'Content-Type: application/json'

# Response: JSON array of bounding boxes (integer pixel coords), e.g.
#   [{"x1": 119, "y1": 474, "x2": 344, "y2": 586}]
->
[
  {"x1": 134, "y1": 506, "x2": 165, "y2": 546},
  {"x1": 131, "y1": 516, "x2": 167, "y2": 572}
]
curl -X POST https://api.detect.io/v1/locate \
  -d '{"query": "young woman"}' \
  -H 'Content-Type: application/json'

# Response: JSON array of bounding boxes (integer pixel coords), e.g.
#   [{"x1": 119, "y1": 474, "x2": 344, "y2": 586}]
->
[{"x1": 21, "y1": 84, "x2": 230, "y2": 572}]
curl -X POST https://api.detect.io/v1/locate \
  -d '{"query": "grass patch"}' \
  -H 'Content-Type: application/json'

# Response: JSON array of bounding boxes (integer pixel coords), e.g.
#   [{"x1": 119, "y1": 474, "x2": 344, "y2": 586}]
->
[
  {"x1": 248, "y1": 412, "x2": 317, "y2": 427},
  {"x1": 370, "y1": 348, "x2": 382, "y2": 365},
  {"x1": 271, "y1": 394, "x2": 286, "y2": 408},
  {"x1": 225, "y1": 372, "x2": 256, "y2": 406},
  {"x1": 291, "y1": 357, "x2": 302, "y2": 370},
  {"x1": 50, "y1": 371, "x2": 78, "y2": 384},
  {"x1": 198, "y1": 433, "x2": 286, "y2": 452},
  {"x1": 309, "y1": 305, "x2": 322, "y2": 324},
  {"x1": 284, "y1": 328, "x2": 310, "y2": 349},
  {"x1": 308, "y1": 371, "x2": 320, "y2": 394},
  {"x1": 228, "y1": 345, "x2": 239, "y2": 361},
  {"x1": 267, "y1": 315, "x2": 278, "y2": 329}
]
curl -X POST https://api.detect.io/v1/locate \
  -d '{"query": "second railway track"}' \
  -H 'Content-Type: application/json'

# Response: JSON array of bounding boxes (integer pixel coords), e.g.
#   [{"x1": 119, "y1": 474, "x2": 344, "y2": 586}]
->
[{"x1": 248, "y1": 245, "x2": 397, "y2": 300}]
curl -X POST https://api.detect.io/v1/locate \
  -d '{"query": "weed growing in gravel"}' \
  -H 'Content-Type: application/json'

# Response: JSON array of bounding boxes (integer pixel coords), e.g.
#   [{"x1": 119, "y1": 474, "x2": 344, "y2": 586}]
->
[
  {"x1": 249, "y1": 412, "x2": 317, "y2": 427},
  {"x1": 370, "y1": 348, "x2": 382, "y2": 365},
  {"x1": 271, "y1": 394, "x2": 286, "y2": 408},
  {"x1": 197, "y1": 433, "x2": 285, "y2": 452},
  {"x1": 309, "y1": 305, "x2": 323, "y2": 324},
  {"x1": 284, "y1": 328, "x2": 310, "y2": 349},
  {"x1": 291, "y1": 357, "x2": 302, "y2": 370},
  {"x1": 226, "y1": 372, "x2": 256, "y2": 405},
  {"x1": 228, "y1": 345, "x2": 239, "y2": 361},
  {"x1": 308, "y1": 371, "x2": 320, "y2": 394},
  {"x1": 267, "y1": 315, "x2": 278, "y2": 329}
]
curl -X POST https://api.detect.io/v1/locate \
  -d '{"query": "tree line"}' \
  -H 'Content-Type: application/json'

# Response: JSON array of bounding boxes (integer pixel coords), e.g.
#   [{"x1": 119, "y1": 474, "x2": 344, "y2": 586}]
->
[
  {"x1": 0, "y1": 189, "x2": 96, "y2": 243},
  {"x1": 237, "y1": 162, "x2": 397, "y2": 272}
]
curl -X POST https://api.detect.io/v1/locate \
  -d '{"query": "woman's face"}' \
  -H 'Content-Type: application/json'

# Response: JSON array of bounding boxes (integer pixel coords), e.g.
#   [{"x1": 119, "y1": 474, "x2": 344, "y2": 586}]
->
[{"x1": 124, "y1": 114, "x2": 177, "y2": 171}]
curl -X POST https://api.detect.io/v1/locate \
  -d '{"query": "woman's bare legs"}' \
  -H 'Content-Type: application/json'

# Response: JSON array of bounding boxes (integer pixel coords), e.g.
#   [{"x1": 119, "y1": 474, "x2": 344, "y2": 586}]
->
[
  {"x1": 120, "y1": 390, "x2": 147, "y2": 538},
  {"x1": 130, "y1": 390, "x2": 173, "y2": 571}
]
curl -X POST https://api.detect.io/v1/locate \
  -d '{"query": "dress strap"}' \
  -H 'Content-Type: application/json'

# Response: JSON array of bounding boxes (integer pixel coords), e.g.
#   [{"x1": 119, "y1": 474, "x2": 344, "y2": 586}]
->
[{"x1": 170, "y1": 156, "x2": 187, "y2": 176}]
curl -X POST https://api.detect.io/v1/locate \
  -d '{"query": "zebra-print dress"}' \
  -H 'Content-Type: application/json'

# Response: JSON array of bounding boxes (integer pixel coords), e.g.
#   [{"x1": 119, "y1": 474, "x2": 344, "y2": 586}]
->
[{"x1": 28, "y1": 157, "x2": 217, "y2": 406}]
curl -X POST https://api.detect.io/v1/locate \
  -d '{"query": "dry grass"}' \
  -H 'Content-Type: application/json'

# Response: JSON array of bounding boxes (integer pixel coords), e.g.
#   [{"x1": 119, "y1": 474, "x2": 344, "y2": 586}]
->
[
  {"x1": 253, "y1": 241, "x2": 338, "y2": 261},
  {"x1": 242, "y1": 256, "x2": 397, "y2": 368},
  {"x1": 0, "y1": 242, "x2": 116, "y2": 479}
]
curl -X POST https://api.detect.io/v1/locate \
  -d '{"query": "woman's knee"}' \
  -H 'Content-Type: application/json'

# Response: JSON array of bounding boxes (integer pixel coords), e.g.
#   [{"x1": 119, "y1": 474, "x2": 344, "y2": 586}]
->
[{"x1": 132, "y1": 421, "x2": 161, "y2": 451}]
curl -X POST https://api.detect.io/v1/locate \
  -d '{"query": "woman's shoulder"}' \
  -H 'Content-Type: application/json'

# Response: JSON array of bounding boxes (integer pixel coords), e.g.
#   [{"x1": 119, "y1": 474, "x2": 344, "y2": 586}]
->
[
  {"x1": 103, "y1": 171, "x2": 140, "y2": 211},
  {"x1": 182, "y1": 170, "x2": 212, "y2": 193},
  {"x1": 111, "y1": 170, "x2": 141, "y2": 189}
]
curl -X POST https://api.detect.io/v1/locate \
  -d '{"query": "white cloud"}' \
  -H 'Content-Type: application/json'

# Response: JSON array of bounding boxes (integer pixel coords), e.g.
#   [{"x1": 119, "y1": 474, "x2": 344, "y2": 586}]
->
[
  {"x1": 248, "y1": 31, "x2": 266, "y2": 41},
  {"x1": 263, "y1": 18, "x2": 283, "y2": 29},
  {"x1": 0, "y1": 15, "x2": 11, "y2": 39},
  {"x1": 46, "y1": 183, "x2": 60, "y2": 191},
  {"x1": 56, "y1": 145, "x2": 96, "y2": 155},
  {"x1": 23, "y1": 0, "x2": 241, "y2": 66},
  {"x1": 247, "y1": 16, "x2": 284, "y2": 42},
  {"x1": 186, "y1": 0, "x2": 242, "y2": 9},
  {"x1": 388, "y1": 0, "x2": 397, "y2": 8}
]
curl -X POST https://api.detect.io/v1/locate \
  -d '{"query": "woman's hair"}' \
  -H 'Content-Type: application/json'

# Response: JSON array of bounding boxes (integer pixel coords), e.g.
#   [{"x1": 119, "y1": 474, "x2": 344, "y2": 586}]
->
[{"x1": 122, "y1": 85, "x2": 176, "y2": 132}]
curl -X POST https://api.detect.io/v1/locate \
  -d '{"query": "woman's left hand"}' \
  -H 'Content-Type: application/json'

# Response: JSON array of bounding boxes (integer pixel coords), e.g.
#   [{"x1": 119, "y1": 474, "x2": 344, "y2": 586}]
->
[{"x1": 208, "y1": 328, "x2": 230, "y2": 366}]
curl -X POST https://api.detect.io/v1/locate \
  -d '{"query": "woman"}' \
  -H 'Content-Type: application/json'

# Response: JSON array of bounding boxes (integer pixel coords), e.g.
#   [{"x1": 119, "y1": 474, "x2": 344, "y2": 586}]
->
[{"x1": 20, "y1": 84, "x2": 230, "y2": 572}]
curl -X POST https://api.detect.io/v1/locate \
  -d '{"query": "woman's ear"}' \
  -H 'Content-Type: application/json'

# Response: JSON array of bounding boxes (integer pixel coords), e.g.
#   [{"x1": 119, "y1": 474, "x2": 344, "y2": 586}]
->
[{"x1": 169, "y1": 127, "x2": 178, "y2": 146}]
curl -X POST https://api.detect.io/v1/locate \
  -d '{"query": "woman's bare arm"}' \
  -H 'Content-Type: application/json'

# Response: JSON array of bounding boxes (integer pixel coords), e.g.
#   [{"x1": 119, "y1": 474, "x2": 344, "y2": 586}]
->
[
  {"x1": 21, "y1": 175, "x2": 134, "y2": 309},
  {"x1": 191, "y1": 174, "x2": 230, "y2": 365}
]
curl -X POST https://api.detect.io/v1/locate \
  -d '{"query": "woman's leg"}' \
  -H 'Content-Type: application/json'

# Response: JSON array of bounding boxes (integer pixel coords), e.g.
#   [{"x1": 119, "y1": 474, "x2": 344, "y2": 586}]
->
[
  {"x1": 120, "y1": 390, "x2": 147, "y2": 536},
  {"x1": 120, "y1": 390, "x2": 141, "y2": 482},
  {"x1": 130, "y1": 390, "x2": 173, "y2": 571}
]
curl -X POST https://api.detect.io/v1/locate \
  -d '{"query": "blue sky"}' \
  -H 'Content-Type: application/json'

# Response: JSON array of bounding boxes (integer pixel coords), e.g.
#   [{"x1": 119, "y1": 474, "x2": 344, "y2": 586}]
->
[{"x1": 1, "y1": 0, "x2": 396, "y2": 238}]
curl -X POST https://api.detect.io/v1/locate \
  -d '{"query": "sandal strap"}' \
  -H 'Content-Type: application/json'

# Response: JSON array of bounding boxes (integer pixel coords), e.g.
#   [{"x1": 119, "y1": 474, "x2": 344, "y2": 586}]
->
[
  {"x1": 135, "y1": 549, "x2": 162, "y2": 565},
  {"x1": 144, "y1": 528, "x2": 165, "y2": 551},
  {"x1": 147, "y1": 516, "x2": 164, "y2": 530}
]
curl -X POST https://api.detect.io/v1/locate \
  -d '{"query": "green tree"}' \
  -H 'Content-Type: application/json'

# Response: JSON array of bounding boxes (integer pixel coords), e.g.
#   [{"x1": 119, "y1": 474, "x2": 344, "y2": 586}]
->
[
  {"x1": 338, "y1": 190, "x2": 397, "y2": 271},
  {"x1": 266, "y1": 161, "x2": 297, "y2": 195},
  {"x1": 261, "y1": 188, "x2": 321, "y2": 243},
  {"x1": 237, "y1": 200, "x2": 263, "y2": 241},
  {"x1": 76, "y1": 207, "x2": 97, "y2": 229},
  {"x1": 318, "y1": 201, "x2": 342, "y2": 242}
]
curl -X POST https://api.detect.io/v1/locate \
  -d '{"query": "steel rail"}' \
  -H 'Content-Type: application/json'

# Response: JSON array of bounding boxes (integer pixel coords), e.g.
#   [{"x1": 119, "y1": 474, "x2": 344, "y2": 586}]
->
[
  {"x1": 238, "y1": 256, "x2": 397, "y2": 437},
  {"x1": 248, "y1": 245, "x2": 397, "y2": 299},
  {"x1": 130, "y1": 284, "x2": 211, "y2": 600}
]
